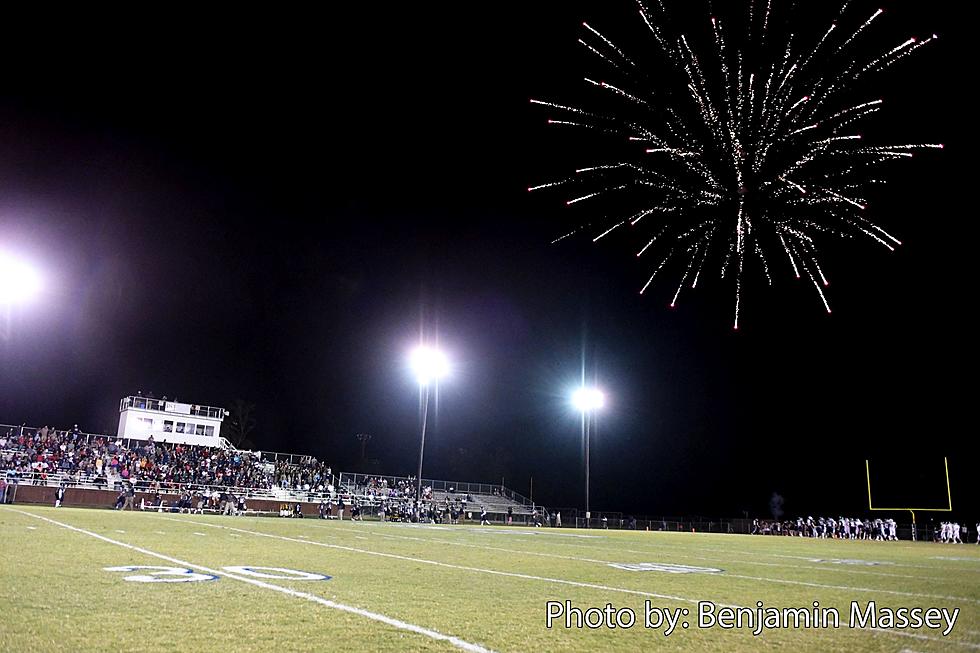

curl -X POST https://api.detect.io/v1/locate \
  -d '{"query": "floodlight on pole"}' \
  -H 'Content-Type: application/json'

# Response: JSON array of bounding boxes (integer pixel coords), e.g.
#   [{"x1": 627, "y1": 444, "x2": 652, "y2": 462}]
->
[
  {"x1": 572, "y1": 387, "x2": 604, "y2": 413},
  {"x1": 572, "y1": 385, "x2": 604, "y2": 526},
  {"x1": 0, "y1": 252, "x2": 40, "y2": 304},
  {"x1": 409, "y1": 345, "x2": 449, "y2": 386},
  {"x1": 0, "y1": 251, "x2": 41, "y2": 341},
  {"x1": 409, "y1": 345, "x2": 449, "y2": 509}
]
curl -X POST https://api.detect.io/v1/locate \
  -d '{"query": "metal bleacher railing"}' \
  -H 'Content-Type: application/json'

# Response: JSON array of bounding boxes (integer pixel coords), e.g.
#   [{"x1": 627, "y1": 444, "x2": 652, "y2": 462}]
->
[
  {"x1": 0, "y1": 422, "x2": 338, "y2": 503},
  {"x1": 337, "y1": 471, "x2": 536, "y2": 507},
  {"x1": 336, "y1": 471, "x2": 542, "y2": 516},
  {"x1": 1, "y1": 422, "x2": 315, "y2": 466},
  {"x1": 1, "y1": 423, "x2": 540, "y2": 515}
]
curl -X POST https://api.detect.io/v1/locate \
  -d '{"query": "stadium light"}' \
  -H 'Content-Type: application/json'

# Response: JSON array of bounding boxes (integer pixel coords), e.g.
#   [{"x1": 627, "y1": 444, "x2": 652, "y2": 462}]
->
[
  {"x1": 409, "y1": 345, "x2": 449, "y2": 386},
  {"x1": 0, "y1": 252, "x2": 41, "y2": 304},
  {"x1": 571, "y1": 385, "x2": 605, "y2": 526},
  {"x1": 409, "y1": 344, "x2": 450, "y2": 506},
  {"x1": 571, "y1": 387, "x2": 604, "y2": 413}
]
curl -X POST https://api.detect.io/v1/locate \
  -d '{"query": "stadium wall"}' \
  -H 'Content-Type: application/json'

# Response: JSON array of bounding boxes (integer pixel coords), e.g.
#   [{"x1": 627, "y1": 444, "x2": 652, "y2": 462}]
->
[{"x1": 3, "y1": 485, "x2": 328, "y2": 516}]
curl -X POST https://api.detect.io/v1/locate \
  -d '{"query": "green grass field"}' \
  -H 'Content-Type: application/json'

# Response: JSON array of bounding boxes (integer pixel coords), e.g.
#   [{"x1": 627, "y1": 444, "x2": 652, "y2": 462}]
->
[{"x1": 1, "y1": 506, "x2": 978, "y2": 652}]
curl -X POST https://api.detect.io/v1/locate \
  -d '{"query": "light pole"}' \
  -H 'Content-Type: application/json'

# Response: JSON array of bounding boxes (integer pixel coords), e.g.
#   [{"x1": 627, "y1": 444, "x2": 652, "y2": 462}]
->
[
  {"x1": 572, "y1": 386, "x2": 604, "y2": 526},
  {"x1": 409, "y1": 345, "x2": 449, "y2": 503},
  {"x1": 355, "y1": 433, "x2": 373, "y2": 464}
]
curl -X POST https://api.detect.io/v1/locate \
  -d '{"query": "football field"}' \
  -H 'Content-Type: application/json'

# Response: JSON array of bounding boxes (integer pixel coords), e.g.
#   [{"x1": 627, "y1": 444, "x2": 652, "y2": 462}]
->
[{"x1": 2, "y1": 506, "x2": 978, "y2": 652}]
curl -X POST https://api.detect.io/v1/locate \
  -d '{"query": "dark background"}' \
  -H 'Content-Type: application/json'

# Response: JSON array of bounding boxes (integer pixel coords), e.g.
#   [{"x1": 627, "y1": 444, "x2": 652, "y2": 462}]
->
[{"x1": 0, "y1": 2, "x2": 972, "y2": 519}]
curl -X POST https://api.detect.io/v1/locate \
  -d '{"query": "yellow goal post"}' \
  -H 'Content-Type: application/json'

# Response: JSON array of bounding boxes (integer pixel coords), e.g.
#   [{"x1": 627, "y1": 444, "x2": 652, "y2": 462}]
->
[{"x1": 865, "y1": 456, "x2": 951, "y2": 539}]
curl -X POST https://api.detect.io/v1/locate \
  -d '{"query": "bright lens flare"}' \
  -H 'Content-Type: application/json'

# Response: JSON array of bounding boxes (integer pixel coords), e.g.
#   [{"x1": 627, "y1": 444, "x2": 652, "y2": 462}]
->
[
  {"x1": 0, "y1": 252, "x2": 41, "y2": 303},
  {"x1": 572, "y1": 387, "x2": 605, "y2": 412},
  {"x1": 409, "y1": 346, "x2": 449, "y2": 386}
]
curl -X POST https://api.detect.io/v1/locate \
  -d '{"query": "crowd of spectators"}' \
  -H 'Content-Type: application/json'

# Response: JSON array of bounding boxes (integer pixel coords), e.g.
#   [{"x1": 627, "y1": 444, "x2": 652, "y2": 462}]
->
[
  {"x1": 1, "y1": 425, "x2": 539, "y2": 525},
  {"x1": 353, "y1": 475, "x2": 420, "y2": 499},
  {"x1": 350, "y1": 476, "x2": 494, "y2": 504},
  {"x1": 273, "y1": 457, "x2": 332, "y2": 493},
  {"x1": 0, "y1": 425, "x2": 332, "y2": 497}
]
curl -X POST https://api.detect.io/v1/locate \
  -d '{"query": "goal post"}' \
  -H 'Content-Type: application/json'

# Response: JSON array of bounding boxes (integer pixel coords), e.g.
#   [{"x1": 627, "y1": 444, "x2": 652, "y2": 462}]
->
[{"x1": 865, "y1": 456, "x2": 951, "y2": 541}]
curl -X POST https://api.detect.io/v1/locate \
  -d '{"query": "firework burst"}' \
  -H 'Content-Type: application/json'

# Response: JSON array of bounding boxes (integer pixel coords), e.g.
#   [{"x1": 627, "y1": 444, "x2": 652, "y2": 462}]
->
[{"x1": 530, "y1": 1, "x2": 941, "y2": 328}]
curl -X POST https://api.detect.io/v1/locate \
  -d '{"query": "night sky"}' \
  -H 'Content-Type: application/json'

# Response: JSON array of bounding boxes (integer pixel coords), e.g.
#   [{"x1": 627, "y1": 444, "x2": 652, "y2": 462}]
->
[{"x1": 0, "y1": 2, "x2": 972, "y2": 519}]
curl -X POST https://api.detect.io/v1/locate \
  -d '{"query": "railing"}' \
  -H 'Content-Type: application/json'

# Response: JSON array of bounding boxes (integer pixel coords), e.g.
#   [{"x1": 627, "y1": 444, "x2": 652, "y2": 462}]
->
[
  {"x1": 337, "y1": 471, "x2": 534, "y2": 506},
  {"x1": 257, "y1": 450, "x2": 326, "y2": 466},
  {"x1": 1, "y1": 469, "x2": 330, "y2": 502},
  {"x1": 0, "y1": 423, "x2": 222, "y2": 453},
  {"x1": 2, "y1": 424, "x2": 324, "y2": 470},
  {"x1": 119, "y1": 397, "x2": 225, "y2": 420},
  {"x1": 574, "y1": 516, "x2": 736, "y2": 533},
  {"x1": 0, "y1": 468, "x2": 541, "y2": 515},
  {"x1": 4, "y1": 470, "x2": 951, "y2": 537},
  {"x1": 3, "y1": 423, "x2": 146, "y2": 452},
  {"x1": 3, "y1": 423, "x2": 331, "y2": 494}
]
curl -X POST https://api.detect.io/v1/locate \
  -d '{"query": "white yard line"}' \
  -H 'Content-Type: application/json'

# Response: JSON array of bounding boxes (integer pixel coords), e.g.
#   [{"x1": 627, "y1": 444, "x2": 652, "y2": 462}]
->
[
  {"x1": 721, "y1": 572, "x2": 980, "y2": 605},
  {"x1": 322, "y1": 522, "x2": 980, "y2": 605},
  {"x1": 529, "y1": 528, "x2": 978, "y2": 574},
  {"x1": 592, "y1": 536, "x2": 978, "y2": 575},
  {"x1": 688, "y1": 544, "x2": 980, "y2": 573},
  {"x1": 761, "y1": 551, "x2": 980, "y2": 572},
  {"x1": 161, "y1": 516, "x2": 980, "y2": 649},
  {"x1": 158, "y1": 515, "x2": 734, "y2": 608},
  {"x1": 3, "y1": 508, "x2": 493, "y2": 653},
  {"x1": 325, "y1": 523, "x2": 952, "y2": 583},
  {"x1": 564, "y1": 534, "x2": 968, "y2": 578}
]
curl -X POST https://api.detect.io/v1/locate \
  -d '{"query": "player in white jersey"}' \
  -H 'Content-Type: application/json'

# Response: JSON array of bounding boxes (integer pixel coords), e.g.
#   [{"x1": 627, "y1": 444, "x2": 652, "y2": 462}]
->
[{"x1": 952, "y1": 522, "x2": 962, "y2": 543}]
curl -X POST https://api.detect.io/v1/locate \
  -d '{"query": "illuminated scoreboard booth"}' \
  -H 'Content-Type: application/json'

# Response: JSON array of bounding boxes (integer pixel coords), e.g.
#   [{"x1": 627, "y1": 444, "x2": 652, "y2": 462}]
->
[{"x1": 117, "y1": 396, "x2": 228, "y2": 447}]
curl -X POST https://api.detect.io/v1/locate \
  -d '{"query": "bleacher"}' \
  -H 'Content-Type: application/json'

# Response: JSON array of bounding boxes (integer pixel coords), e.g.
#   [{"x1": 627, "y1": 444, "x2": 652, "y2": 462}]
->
[
  {"x1": 1, "y1": 423, "x2": 546, "y2": 519},
  {"x1": 337, "y1": 471, "x2": 539, "y2": 516}
]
